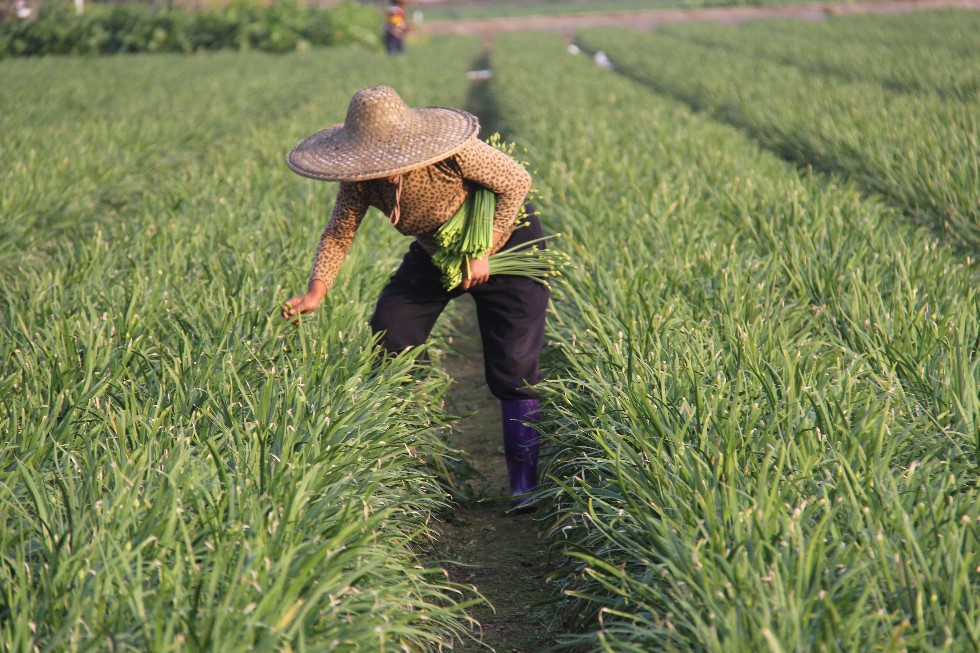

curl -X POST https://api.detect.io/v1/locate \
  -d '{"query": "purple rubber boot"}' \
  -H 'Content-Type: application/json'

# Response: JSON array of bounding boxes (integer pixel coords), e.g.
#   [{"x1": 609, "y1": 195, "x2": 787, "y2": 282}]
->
[{"x1": 501, "y1": 398, "x2": 541, "y2": 512}]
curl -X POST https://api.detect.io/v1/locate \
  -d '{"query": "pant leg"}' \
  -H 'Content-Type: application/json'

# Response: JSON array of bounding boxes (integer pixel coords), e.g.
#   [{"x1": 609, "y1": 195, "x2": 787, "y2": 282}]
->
[
  {"x1": 370, "y1": 242, "x2": 454, "y2": 352},
  {"x1": 470, "y1": 210, "x2": 551, "y2": 401},
  {"x1": 384, "y1": 32, "x2": 404, "y2": 55}
]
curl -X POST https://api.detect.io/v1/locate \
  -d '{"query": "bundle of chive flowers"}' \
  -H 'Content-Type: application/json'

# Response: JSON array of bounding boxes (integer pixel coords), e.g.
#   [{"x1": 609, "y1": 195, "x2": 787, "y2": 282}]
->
[
  {"x1": 430, "y1": 136, "x2": 570, "y2": 291},
  {"x1": 431, "y1": 185, "x2": 495, "y2": 290}
]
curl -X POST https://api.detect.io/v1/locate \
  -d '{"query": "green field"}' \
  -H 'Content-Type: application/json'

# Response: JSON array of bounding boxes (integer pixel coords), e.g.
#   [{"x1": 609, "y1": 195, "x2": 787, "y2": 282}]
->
[{"x1": 2, "y1": 8, "x2": 979, "y2": 651}]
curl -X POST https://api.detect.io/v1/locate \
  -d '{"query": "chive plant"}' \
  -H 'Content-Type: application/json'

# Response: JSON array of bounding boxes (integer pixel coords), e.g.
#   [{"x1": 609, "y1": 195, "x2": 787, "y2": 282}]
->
[
  {"x1": 656, "y1": 14, "x2": 980, "y2": 100},
  {"x1": 491, "y1": 25, "x2": 980, "y2": 652},
  {"x1": 3, "y1": 14, "x2": 978, "y2": 651},
  {"x1": 576, "y1": 23, "x2": 980, "y2": 253},
  {"x1": 431, "y1": 134, "x2": 570, "y2": 290},
  {"x1": 1, "y1": 37, "x2": 491, "y2": 651}
]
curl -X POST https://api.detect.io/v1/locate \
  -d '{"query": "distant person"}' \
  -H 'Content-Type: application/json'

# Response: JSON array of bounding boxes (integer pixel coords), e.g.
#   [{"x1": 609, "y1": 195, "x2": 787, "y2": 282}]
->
[{"x1": 384, "y1": 0, "x2": 409, "y2": 55}]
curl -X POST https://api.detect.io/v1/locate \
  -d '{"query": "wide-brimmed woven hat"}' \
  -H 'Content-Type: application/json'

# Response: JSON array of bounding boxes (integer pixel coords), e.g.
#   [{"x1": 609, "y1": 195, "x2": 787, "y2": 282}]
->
[{"x1": 286, "y1": 85, "x2": 480, "y2": 182}]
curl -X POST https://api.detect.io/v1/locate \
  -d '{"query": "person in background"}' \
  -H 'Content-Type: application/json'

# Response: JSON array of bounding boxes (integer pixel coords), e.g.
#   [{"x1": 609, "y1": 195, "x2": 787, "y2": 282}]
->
[
  {"x1": 282, "y1": 86, "x2": 549, "y2": 512},
  {"x1": 383, "y1": 0, "x2": 409, "y2": 54}
]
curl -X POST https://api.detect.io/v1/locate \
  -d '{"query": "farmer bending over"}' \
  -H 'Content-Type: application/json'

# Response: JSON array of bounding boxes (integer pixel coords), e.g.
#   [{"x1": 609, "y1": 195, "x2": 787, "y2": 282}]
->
[{"x1": 282, "y1": 86, "x2": 549, "y2": 511}]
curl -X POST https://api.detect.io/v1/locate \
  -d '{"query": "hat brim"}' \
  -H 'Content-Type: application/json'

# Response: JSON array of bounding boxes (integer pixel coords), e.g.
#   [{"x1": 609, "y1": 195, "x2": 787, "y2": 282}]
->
[{"x1": 286, "y1": 107, "x2": 480, "y2": 182}]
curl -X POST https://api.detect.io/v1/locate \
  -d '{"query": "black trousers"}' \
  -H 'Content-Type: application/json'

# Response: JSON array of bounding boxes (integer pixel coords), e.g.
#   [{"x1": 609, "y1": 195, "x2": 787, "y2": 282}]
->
[
  {"x1": 384, "y1": 32, "x2": 404, "y2": 54},
  {"x1": 370, "y1": 211, "x2": 550, "y2": 401}
]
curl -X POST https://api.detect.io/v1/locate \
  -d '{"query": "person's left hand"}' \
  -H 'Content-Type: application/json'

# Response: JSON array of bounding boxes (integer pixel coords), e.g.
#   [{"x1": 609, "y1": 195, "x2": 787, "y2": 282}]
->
[{"x1": 461, "y1": 256, "x2": 490, "y2": 290}]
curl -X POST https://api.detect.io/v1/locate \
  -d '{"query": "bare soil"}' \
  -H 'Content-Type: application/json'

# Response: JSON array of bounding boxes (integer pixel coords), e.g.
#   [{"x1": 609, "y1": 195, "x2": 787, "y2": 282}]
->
[
  {"x1": 421, "y1": 0, "x2": 980, "y2": 42},
  {"x1": 435, "y1": 297, "x2": 559, "y2": 652}
]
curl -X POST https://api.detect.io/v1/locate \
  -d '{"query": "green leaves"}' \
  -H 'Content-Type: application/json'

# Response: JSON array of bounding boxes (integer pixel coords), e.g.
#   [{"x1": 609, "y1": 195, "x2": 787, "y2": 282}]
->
[
  {"x1": 0, "y1": 38, "x2": 486, "y2": 652},
  {"x1": 0, "y1": 1, "x2": 383, "y2": 58},
  {"x1": 432, "y1": 138, "x2": 570, "y2": 290},
  {"x1": 580, "y1": 16, "x2": 980, "y2": 253},
  {"x1": 491, "y1": 19, "x2": 980, "y2": 651}
]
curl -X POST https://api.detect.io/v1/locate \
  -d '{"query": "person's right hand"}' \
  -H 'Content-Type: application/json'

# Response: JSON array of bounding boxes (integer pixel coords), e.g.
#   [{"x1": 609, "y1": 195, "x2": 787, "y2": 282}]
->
[{"x1": 282, "y1": 279, "x2": 327, "y2": 320}]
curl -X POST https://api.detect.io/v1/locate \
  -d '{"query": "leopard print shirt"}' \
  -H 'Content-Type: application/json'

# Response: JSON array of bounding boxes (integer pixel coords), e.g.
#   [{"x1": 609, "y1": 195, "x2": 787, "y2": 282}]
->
[{"x1": 309, "y1": 137, "x2": 532, "y2": 291}]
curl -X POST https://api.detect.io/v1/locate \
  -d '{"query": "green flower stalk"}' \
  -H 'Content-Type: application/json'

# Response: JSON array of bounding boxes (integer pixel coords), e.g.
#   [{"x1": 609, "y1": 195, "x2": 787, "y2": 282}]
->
[
  {"x1": 461, "y1": 186, "x2": 495, "y2": 258},
  {"x1": 489, "y1": 236, "x2": 571, "y2": 287},
  {"x1": 434, "y1": 193, "x2": 471, "y2": 251},
  {"x1": 431, "y1": 135, "x2": 569, "y2": 291}
]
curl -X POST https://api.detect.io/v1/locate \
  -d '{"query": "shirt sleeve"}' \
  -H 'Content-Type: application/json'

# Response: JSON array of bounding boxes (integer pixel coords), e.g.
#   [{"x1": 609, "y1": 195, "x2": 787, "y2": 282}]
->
[
  {"x1": 454, "y1": 139, "x2": 532, "y2": 234},
  {"x1": 310, "y1": 182, "x2": 369, "y2": 292}
]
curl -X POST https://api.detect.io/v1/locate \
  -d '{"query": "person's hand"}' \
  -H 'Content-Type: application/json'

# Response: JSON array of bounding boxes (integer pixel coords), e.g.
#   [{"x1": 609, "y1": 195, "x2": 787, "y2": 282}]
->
[
  {"x1": 282, "y1": 279, "x2": 327, "y2": 321},
  {"x1": 461, "y1": 256, "x2": 490, "y2": 290}
]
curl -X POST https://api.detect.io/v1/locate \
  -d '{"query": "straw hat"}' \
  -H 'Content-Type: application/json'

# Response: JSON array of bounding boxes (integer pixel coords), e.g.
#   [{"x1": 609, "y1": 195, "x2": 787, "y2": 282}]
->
[{"x1": 287, "y1": 86, "x2": 480, "y2": 182}]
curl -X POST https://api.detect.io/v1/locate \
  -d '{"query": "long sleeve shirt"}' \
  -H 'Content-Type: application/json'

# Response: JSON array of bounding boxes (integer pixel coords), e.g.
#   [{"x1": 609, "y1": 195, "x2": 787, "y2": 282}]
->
[{"x1": 309, "y1": 137, "x2": 532, "y2": 291}]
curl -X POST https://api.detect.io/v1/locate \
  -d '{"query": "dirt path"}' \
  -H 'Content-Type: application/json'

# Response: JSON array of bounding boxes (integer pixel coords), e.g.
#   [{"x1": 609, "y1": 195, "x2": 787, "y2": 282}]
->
[
  {"x1": 436, "y1": 297, "x2": 557, "y2": 652},
  {"x1": 421, "y1": 0, "x2": 980, "y2": 41}
]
